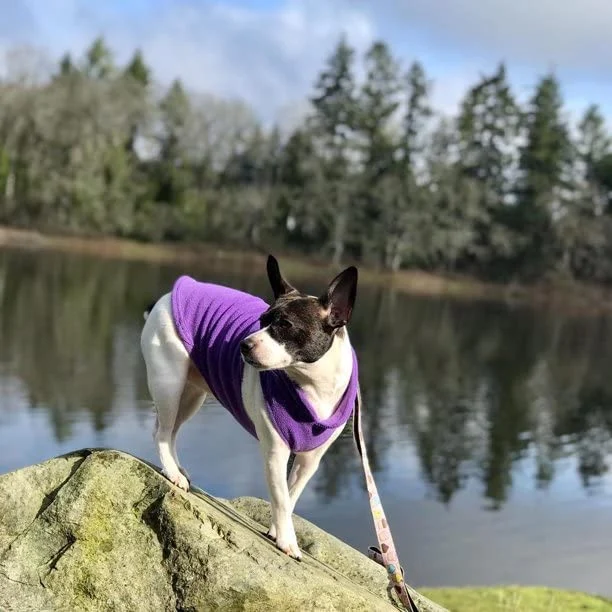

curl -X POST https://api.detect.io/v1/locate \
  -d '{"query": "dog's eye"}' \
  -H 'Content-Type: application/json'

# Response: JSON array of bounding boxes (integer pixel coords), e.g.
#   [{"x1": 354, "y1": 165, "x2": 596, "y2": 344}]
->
[{"x1": 277, "y1": 318, "x2": 293, "y2": 329}]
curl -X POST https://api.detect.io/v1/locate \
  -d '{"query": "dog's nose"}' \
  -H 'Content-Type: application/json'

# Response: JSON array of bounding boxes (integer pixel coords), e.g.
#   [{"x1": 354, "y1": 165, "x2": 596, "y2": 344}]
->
[{"x1": 240, "y1": 338, "x2": 254, "y2": 355}]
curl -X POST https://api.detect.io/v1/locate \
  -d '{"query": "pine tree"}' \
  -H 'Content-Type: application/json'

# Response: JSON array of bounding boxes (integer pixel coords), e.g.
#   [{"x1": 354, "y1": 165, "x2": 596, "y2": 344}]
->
[
  {"x1": 59, "y1": 53, "x2": 75, "y2": 77},
  {"x1": 159, "y1": 79, "x2": 190, "y2": 162},
  {"x1": 309, "y1": 37, "x2": 359, "y2": 264},
  {"x1": 516, "y1": 73, "x2": 572, "y2": 276},
  {"x1": 577, "y1": 105, "x2": 610, "y2": 191},
  {"x1": 310, "y1": 36, "x2": 358, "y2": 163},
  {"x1": 277, "y1": 129, "x2": 326, "y2": 251},
  {"x1": 123, "y1": 50, "x2": 150, "y2": 88},
  {"x1": 120, "y1": 50, "x2": 152, "y2": 155},
  {"x1": 84, "y1": 37, "x2": 114, "y2": 80},
  {"x1": 557, "y1": 105, "x2": 611, "y2": 278},
  {"x1": 456, "y1": 63, "x2": 522, "y2": 270},
  {"x1": 358, "y1": 41, "x2": 401, "y2": 178},
  {"x1": 154, "y1": 79, "x2": 192, "y2": 211},
  {"x1": 595, "y1": 152, "x2": 612, "y2": 214},
  {"x1": 402, "y1": 61, "x2": 432, "y2": 168},
  {"x1": 421, "y1": 118, "x2": 487, "y2": 271},
  {"x1": 355, "y1": 41, "x2": 403, "y2": 266},
  {"x1": 371, "y1": 61, "x2": 433, "y2": 270},
  {"x1": 458, "y1": 64, "x2": 520, "y2": 197}
]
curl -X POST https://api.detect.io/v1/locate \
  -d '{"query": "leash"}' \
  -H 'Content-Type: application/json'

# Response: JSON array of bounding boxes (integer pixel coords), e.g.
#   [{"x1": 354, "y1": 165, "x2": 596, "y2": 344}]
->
[{"x1": 353, "y1": 388, "x2": 419, "y2": 612}]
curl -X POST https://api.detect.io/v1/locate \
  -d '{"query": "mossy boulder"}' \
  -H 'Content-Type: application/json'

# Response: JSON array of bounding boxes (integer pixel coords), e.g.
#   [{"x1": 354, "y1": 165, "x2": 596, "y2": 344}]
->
[{"x1": 0, "y1": 449, "x2": 446, "y2": 611}]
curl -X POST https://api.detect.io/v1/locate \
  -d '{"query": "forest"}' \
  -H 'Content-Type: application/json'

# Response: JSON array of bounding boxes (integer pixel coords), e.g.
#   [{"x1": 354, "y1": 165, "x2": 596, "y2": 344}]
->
[{"x1": 1, "y1": 36, "x2": 612, "y2": 283}]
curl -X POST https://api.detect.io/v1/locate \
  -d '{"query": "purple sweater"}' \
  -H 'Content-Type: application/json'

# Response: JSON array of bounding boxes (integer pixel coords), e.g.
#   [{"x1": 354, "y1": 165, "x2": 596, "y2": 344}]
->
[{"x1": 170, "y1": 275, "x2": 358, "y2": 453}]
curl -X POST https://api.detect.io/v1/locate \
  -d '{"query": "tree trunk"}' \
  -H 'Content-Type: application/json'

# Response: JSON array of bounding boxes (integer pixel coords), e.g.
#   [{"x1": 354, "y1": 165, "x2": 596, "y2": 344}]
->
[{"x1": 331, "y1": 210, "x2": 346, "y2": 266}]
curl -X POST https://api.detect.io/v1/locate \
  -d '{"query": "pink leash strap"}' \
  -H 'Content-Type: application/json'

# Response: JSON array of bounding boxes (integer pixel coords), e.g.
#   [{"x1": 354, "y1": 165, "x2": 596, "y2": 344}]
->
[{"x1": 353, "y1": 388, "x2": 419, "y2": 612}]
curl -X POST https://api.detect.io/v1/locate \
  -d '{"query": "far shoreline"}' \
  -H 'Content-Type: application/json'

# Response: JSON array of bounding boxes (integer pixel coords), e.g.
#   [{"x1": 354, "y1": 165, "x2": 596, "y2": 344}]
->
[{"x1": 2, "y1": 224, "x2": 612, "y2": 316}]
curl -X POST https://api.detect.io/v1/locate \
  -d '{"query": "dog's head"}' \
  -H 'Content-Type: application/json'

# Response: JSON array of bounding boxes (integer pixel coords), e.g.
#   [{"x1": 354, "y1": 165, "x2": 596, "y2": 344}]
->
[{"x1": 240, "y1": 255, "x2": 358, "y2": 370}]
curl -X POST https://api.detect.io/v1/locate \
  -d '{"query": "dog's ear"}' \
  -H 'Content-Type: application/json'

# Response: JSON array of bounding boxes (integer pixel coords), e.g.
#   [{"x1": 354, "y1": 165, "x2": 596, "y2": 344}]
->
[
  {"x1": 267, "y1": 255, "x2": 296, "y2": 300},
  {"x1": 321, "y1": 266, "x2": 358, "y2": 328}
]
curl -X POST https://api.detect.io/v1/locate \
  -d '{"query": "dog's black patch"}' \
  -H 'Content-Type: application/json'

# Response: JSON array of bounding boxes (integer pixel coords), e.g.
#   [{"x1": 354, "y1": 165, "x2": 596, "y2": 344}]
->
[
  {"x1": 260, "y1": 255, "x2": 358, "y2": 364},
  {"x1": 261, "y1": 296, "x2": 334, "y2": 363}
]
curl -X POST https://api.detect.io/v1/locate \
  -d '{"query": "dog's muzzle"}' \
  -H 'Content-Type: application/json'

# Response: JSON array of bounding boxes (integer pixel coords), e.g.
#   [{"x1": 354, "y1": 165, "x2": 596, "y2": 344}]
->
[
  {"x1": 240, "y1": 337, "x2": 261, "y2": 367},
  {"x1": 240, "y1": 337, "x2": 255, "y2": 356}
]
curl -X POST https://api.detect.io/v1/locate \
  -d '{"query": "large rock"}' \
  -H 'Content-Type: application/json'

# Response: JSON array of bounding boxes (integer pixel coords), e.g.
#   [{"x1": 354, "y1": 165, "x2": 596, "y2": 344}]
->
[{"x1": 0, "y1": 449, "x2": 446, "y2": 612}]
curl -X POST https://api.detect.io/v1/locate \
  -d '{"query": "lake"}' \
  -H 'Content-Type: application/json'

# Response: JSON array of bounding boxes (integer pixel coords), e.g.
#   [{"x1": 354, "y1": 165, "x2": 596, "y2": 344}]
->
[{"x1": 2, "y1": 245, "x2": 612, "y2": 597}]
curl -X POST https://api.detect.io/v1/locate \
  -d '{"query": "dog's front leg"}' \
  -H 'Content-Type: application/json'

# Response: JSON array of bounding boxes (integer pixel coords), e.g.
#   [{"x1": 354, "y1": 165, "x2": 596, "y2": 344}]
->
[
  {"x1": 242, "y1": 369, "x2": 301, "y2": 559},
  {"x1": 261, "y1": 439, "x2": 301, "y2": 560}
]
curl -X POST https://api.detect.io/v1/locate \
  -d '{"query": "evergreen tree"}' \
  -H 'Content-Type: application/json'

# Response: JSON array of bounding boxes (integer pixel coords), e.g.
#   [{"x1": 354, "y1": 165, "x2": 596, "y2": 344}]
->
[
  {"x1": 557, "y1": 105, "x2": 611, "y2": 278},
  {"x1": 310, "y1": 36, "x2": 358, "y2": 161},
  {"x1": 123, "y1": 50, "x2": 150, "y2": 88},
  {"x1": 422, "y1": 118, "x2": 487, "y2": 270},
  {"x1": 4, "y1": 35, "x2": 612, "y2": 285},
  {"x1": 577, "y1": 105, "x2": 610, "y2": 193},
  {"x1": 309, "y1": 36, "x2": 359, "y2": 264},
  {"x1": 59, "y1": 53, "x2": 75, "y2": 77},
  {"x1": 371, "y1": 61, "x2": 433, "y2": 270},
  {"x1": 356, "y1": 41, "x2": 403, "y2": 265},
  {"x1": 84, "y1": 37, "x2": 114, "y2": 80},
  {"x1": 594, "y1": 152, "x2": 612, "y2": 214},
  {"x1": 516, "y1": 73, "x2": 572, "y2": 276},
  {"x1": 458, "y1": 64, "x2": 520, "y2": 197},
  {"x1": 277, "y1": 129, "x2": 326, "y2": 251},
  {"x1": 121, "y1": 50, "x2": 152, "y2": 155},
  {"x1": 402, "y1": 61, "x2": 432, "y2": 168},
  {"x1": 159, "y1": 79, "x2": 190, "y2": 162},
  {"x1": 358, "y1": 41, "x2": 401, "y2": 177},
  {"x1": 154, "y1": 80, "x2": 192, "y2": 212},
  {"x1": 456, "y1": 63, "x2": 522, "y2": 271}
]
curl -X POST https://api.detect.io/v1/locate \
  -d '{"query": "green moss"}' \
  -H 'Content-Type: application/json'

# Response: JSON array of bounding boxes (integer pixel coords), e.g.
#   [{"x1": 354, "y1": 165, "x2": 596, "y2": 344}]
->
[
  {"x1": 421, "y1": 586, "x2": 612, "y2": 612},
  {"x1": 66, "y1": 490, "x2": 116, "y2": 609}
]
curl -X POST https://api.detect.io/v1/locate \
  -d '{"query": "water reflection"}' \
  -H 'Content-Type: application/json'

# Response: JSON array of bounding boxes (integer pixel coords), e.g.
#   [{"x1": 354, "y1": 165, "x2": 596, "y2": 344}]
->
[{"x1": 2, "y1": 246, "x2": 612, "y2": 512}]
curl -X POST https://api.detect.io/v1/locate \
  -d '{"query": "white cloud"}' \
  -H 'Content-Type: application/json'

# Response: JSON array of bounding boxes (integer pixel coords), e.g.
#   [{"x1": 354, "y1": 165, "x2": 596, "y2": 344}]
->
[
  {"x1": 2, "y1": 0, "x2": 612, "y2": 126},
  {"x1": 429, "y1": 66, "x2": 483, "y2": 118},
  {"x1": 374, "y1": 0, "x2": 612, "y2": 77},
  {"x1": 3, "y1": 0, "x2": 377, "y2": 122},
  {"x1": 361, "y1": 0, "x2": 612, "y2": 122}
]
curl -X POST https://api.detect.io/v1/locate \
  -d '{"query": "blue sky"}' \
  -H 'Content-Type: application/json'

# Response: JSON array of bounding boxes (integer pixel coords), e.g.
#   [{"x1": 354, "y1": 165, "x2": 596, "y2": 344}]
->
[{"x1": 2, "y1": 0, "x2": 612, "y2": 126}]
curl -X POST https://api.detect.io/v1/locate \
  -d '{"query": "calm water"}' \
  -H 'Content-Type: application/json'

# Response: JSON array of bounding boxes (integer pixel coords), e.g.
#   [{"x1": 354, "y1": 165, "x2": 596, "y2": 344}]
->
[{"x1": 2, "y1": 247, "x2": 612, "y2": 596}]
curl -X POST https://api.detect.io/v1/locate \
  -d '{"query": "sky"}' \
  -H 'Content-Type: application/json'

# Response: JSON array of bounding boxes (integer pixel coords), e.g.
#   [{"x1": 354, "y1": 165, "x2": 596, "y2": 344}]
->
[{"x1": 1, "y1": 0, "x2": 612, "y2": 127}]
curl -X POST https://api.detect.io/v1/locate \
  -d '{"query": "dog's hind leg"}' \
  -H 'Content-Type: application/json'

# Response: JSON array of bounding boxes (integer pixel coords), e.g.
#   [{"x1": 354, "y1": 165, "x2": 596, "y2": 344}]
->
[
  {"x1": 171, "y1": 377, "x2": 207, "y2": 484},
  {"x1": 148, "y1": 365, "x2": 191, "y2": 490},
  {"x1": 141, "y1": 294, "x2": 192, "y2": 491}
]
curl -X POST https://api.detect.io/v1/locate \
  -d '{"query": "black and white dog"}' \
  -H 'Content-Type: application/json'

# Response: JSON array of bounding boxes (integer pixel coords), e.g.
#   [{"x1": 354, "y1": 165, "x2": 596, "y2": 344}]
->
[{"x1": 140, "y1": 256, "x2": 358, "y2": 560}]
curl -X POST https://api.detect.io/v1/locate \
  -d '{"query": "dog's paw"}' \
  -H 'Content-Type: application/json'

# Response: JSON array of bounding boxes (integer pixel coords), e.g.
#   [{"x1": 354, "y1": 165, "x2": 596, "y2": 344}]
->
[
  {"x1": 275, "y1": 534, "x2": 302, "y2": 561},
  {"x1": 163, "y1": 469, "x2": 190, "y2": 491},
  {"x1": 266, "y1": 524, "x2": 277, "y2": 541}
]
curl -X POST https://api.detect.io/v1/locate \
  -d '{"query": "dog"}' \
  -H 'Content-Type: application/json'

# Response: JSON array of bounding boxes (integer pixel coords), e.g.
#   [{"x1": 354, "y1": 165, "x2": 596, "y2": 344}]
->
[{"x1": 140, "y1": 255, "x2": 359, "y2": 560}]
